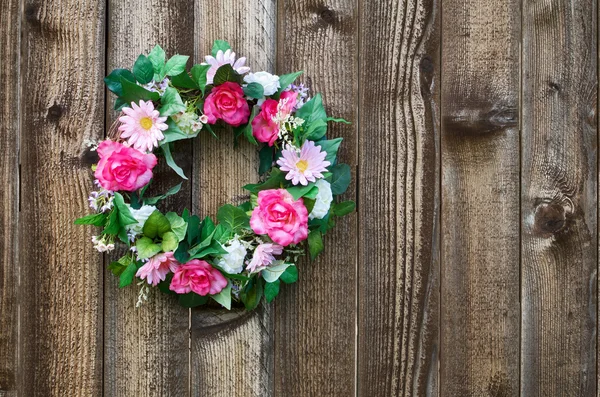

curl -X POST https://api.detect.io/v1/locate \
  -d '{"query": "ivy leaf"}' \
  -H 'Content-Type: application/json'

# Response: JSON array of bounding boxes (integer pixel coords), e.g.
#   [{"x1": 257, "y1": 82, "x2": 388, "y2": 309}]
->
[
  {"x1": 161, "y1": 231, "x2": 179, "y2": 252},
  {"x1": 108, "y1": 261, "x2": 127, "y2": 277},
  {"x1": 165, "y1": 212, "x2": 187, "y2": 242},
  {"x1": 329, "y1": 164, "x2": 351, "y2": 195},
  {"x1": 264, "y1": 279, "x2": 280, "y2": 303},
  {"x1": 113, "y1": 192, "x2": 137, "y2": 226},
  {"x1": 211, "y1": 283, "x2": 232, "y2": 310},
  {"x1": 160, "y1": 87, "x2": 186, "y2": 117},
  {"x1": 104, "y1": 69, "x2": 136, "y2": 96},
  {"x1": 191, "y1": 64, "x2": 211, "y2": 94},
  {"x1": 332, "y1": 201, "x2": 355, "y2": 217},
  {"x1": 142, "y1": 210, "x2": 171, "y2": 239},
  {"x1": 213, "y1": 64, "x2": 242, "y2": 86},
  {"x1": 258, "y1": 145, "x2": 274, "y2": 175},
  {"x1": 133, "y1": 54, "x2": 154, "y2": 84},
  {"x1": 273, "y1": 71, "x2": 303, "y2": 99},
  {"x1": 280, "y1": 266, "x2": 298, "y2": 284},
  {"x1": 317, "y1": 138, "x2": 343, "y2": 164},
  {"x1": 217, "y1": 204, "x2": 250, "y2": 233},
  {"x1": 243, "y1": 82, "x2": 264, "y2": 99},
  {"x1": 164, "y1": 54, "x2": 189, "y2": 77},
  {"x1": 148, "y1": 45, "x2": 166, "y2": 79},
  {"x1": 74, "y1": 212, "x2": 107, "y2": 226},
  {"x1": 178, "y1": 292, "x2": 209, "y2": 308},
  {"x1": 262, "y1": 261, "x2": 292, "y2": 283},
  {"x1": 136, "y1": 237, "x2": 162, "y2": 260},
  {"x1": 161, "y1": 143, "x2": 188, "y2": 180},
  {"x1": 241, "y1": 277, "x2": 263, "y2": 310},
  {"x1": 286, "y1": 183, "x2": 318, "y2": 201},
  {"x1": 144, "y1": 182, "x2": 183, "y2": 206},
  {"x1": 307, "y1": 230, "x2": 324, "y2": 260},
  {"x1": 119, "y1": 261, "x2": 140, "y2": 288},
  {"x1": 211, "y1": 40, "x2": 231, "y2": 57}
]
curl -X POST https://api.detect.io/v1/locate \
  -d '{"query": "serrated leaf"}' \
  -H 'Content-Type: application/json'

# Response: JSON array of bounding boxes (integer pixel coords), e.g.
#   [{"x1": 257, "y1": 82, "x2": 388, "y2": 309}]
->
[
  {"x1": 217, "y1": 204, "x2": 250, "y2": 233},
  {"x1": 164, "y1": 54, "x2": 189, "y2": 77},
  {"x1": 262, "y1": 261, "x2": 292, "y2": 283},
  {"x1": 148, "y1": 45, "x2": 166, "y2": 79},
  {"x1": 104, "y1": 69, "x2": 136, "y2": 96},
  {"x1": 213, "y1": 64, "x2": 241, "y2": 86},
  {"x1": 142, "y1": 210, "x2": 171, "y2": 239},
  {"x1": 178, "y1": 292, "x2": 209, "y2": 308},
  {"x1": 303, "y1": 118, "x2": 327, "y2": 141},
  {"x1": 243, "y1": 82, "x2": 264, "y2": 99},
  {"x1": 161, "y1": 143, "x2": 188, "y2": 180},
  {"x1": 74, "y1": 212, "x2": 107, "y2": 226},
  {"x1": 117, "y1": 77, "x2": 160, "y2": 109},
  {"x1": 274, "y1": 71, "x2": 303, "y2": 98},
  {"x1": 119, "y1": 261, "x2": 140, "y2": 288},
  {"x1": 133, "y1": 54, "x2": 154, "y2": 84},
  {"x1": 333, "y1": 201, "x2": 355, "y2": 217},
  {"x1": 264, "y1": 279, "x2": 280, "y2": 303},
  {"x1": 160, "y1": 87, "x2": 186, "y2": 117},
  {"x1": 329, "y1": 163, "x2": 351, "y2": 195},
  {"x1": 279, "y1": 266, "x2": 298, "y2": 284},
  {"x1": 191, "y1": 64, "x2": 211, "y2": 94},
  {"x1": 211, "y1": 283, "x2": 232, "y2": 310},
  {"x1": 136, "y1": 236, "x2": 162, "y2": 260},
  {"x1": 307, "y1": 230, "x2": 324, "y2": 260},
  {"x1": 211, "y1": 40, "x2": 231, "y2": 57}
]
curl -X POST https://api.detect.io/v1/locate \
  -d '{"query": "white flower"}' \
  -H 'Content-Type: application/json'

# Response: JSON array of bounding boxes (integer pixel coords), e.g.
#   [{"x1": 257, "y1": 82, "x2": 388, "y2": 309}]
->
[
  {"x1": 91, "y1": 235, "x2": 115, "y2": 253},
  {"x1": 309, "y1": 179, "x2": 333, "y2": 220},
  {"x1": 216, "y1": 238, "x2": 247, "y2": 274},
  {"x1": 172, "y1": 109, "x2": 205, "y2": 136},
  {"x1": 125, "y1": 204, "x2": 157, "y2": 236},
  {"x1": 243, "y1": 71, "x2": 280, "y2": 96}
]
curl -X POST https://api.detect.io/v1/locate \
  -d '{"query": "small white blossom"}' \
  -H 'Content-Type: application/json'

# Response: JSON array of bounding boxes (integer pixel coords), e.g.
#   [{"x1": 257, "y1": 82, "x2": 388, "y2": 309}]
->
[
  {"x1": 91, "y1": 235, "x2": 115, "y2": 253},
  {"x1": 142, "y1": 77, "x2": 170, "y2": 95},
  {"x1": 309, "y1": 179, "x2": 333, "y2": 220},
  {"x1": 216, "y1": 237, "x2": 247, "y2": 274},
  {"x1": 172, "y1": 107, "x2": 206, "y2": 136},
  {"x1": 244, "y1": 71, "x2": 280, "y2": 96}
]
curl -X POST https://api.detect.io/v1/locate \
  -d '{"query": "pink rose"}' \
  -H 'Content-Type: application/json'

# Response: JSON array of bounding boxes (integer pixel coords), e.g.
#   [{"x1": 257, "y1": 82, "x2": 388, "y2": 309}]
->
[
  {"x1": 94, "y1": 140, "x2": 157, "y2": 192},
  {"x1": 169, "y1": 259, "x2": 228, "y2": 296},
  {"x1": 250, "y1": 189, "x2": 309, "y2": 246},
  {"x1": 203, "y1": 81, "x2": 250, "y2": 126},
  {"x1": 136, "y1": 252, "x2": 180, "y2": 286},
  {"x1": 251, "y1": 91, "x2": 298, "y2": 146}
]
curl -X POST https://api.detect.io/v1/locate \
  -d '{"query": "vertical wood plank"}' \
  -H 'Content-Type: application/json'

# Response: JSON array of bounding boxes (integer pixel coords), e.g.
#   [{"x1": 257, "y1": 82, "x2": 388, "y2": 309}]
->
[
  {"x1": 274, "y1": 1, "x2": 358, "y2": 396},
  {"x1": 521, "y1": 0, "x2": 597, "y2": 395},
  {"x1": 18, "y1": 1, "x2": 105, "y2": 395},
  {"x1": 357, "y1": 0, "x2": 440, "y2": 395},
  {"x1": 190, "y1": 1, "x2": 276, "y2": 395},
  {"x1": 103, "y1": 1, "x2": 195, "y2": 396},
  {"x1": 0, "y1": 0, "x2": 20, "y2": 394},
  {"x1": 440, "y1": 1, "x2": 521, "y2": 395}
]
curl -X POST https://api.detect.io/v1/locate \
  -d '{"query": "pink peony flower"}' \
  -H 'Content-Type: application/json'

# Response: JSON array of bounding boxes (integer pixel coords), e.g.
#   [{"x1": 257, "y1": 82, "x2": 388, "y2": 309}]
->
[
  {"x1": 246, "y1": 243, "x2": 284, "y2": 273},
  {"x1": 118, "y1": 100, "x2": 168, "y2": 152},
  {"x1": 169, "y1": 259, "x2": 228, "y2": 296},
  {"x1": 251, "y1": 91, "x2": 298, "y2": 146},
  {"x1": 94, "y1": 140, "x2": 157, "y2": 192},
  {"x1": 136, "y1": 252, "x2": 180, "y2": 286},
  {"x1": 203, "y1": 82, "x2": 250, "y2": 126},
  {"x1": 250, "y1": 189, "x2": 309, "y2": 246},
  {"x1": 276, "y1": 140, "x2": 330, "y2": 186},
  {"x1": 203, "y1": 49, "x2": 251, "y2": 85}
]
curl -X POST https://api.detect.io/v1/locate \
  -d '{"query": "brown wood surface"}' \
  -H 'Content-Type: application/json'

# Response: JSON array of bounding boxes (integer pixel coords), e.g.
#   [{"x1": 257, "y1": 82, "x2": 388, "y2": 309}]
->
[
  {"x1": 521, "y1": 0, "x2": 597, "y2": 395},
  {"x1": 440, "y1": 1, "x2": 521, "y2": 396},
  {"x1": 357, "y1": 0, "x2": 440, "y2": 395},
  {"x1": 18, "y1": 0, "x2": 106, "y2": 395},
  {"x1": 190, "y1": 0, "x2": 277, "y2": 395},
  {"x1": 274, "y1": 1, "x2": 358, "y2": 396},
  {"x1": 103, "y1": 1, "x2": 195, "y2": 396},
  {"x1": 0, "y1": 0, "x2": 20, "y2": 395}
]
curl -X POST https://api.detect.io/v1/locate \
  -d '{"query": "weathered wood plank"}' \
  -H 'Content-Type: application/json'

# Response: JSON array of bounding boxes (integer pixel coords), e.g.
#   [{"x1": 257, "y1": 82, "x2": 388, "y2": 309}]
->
[
  {"x1": 521, "y1": 0, "x2": 597, "y2": 395},
  {"x1": 103, "y1": 1, "x2": 195, "y2": 396},
  {"x1": 0, "y1": 0, "x2": 20, "y2": 394},
  {"x1": 190, "y1": 1, "x2": 276, "y2": 395},
  {"x1": 18, "y1": 1, "x2": 105, "y2": 395},
  {"x1": 440, "y1": 1, "x2": 521, "y2": 396},
  {"x1": 274, "y1": 1, "x2": 357, "y2": 396},
  {"x1": 357, "y1": 0, "x2": 440, "y2": 395}
]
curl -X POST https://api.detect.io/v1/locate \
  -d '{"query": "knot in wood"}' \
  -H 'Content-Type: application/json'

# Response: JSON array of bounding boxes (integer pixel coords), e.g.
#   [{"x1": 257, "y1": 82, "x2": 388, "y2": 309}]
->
[
  {"x1": 24, "y1": 4, "x2": 39, "y2": 24},
  {"x1": 47, "y1": 103, "x2": 64, "y2": 121},
  {"x1": 533, "y1": 203, "x2": 566, "y2": 237},
  {"x1": 319, "y1": 7, "x2": 336, "y2": 24}
]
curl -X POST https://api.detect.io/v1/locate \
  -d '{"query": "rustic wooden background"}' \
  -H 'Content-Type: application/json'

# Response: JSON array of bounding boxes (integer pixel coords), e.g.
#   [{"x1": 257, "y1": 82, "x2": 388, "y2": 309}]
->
[{"x1": 0, "y1": 0, "x2": 598, "y2": 395}]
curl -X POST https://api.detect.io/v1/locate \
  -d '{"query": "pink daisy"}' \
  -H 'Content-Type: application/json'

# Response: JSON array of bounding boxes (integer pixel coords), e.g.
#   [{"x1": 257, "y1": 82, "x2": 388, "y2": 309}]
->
[
  {"x1": 136, "y1": 252, "x2": 180, "y2": 287},
  {"x1": 203, "y1": 49, "x2": 251, "y2": 85},
  {"x1": 276, "y1": 141, "x2": 331, "y2": 186},
  {"x1": 118, "y1": 100, "x2": 168, "y2": 152},
  {"x1": 246, "y1": 243, "x2": 284, "y2": 273}
]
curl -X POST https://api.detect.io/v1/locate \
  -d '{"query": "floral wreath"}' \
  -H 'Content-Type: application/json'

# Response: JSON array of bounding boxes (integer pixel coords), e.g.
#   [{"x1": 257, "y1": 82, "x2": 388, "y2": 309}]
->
[{"x1": 76, "y1": 40, "x2": 354, "y2": 310}]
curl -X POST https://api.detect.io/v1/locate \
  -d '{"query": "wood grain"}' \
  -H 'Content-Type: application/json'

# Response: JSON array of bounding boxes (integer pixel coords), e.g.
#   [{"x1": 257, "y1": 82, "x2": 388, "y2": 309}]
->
[
  {"x1": 18, "y1": 1, "x2": 105, "y2": 395},
  {"x1": 521, "y1": 0, "x2": 597, "y2": 395},
  {"x1": 440, "y1": 1, "x2": 521, "y2": 396},
  {"x1": 0, "y1": 0, "x2": 20, "y2": 395},
  {"x1": 190, "y1": 0, "x2": 276, "y2": 395},
  {"x1": 274, "y1": 1, "x2": 358, "y2": 396},
  {"x1": 357, "y1": 0, "x2": 440, "y2": 395},
  {"x1": 103, "y1": 1, "x2": 195, "y2": 396}
]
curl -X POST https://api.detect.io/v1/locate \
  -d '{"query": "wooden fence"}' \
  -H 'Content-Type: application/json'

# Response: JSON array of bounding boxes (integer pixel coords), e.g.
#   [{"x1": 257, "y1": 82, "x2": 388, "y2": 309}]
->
[{"x1": 0, "y1": 0, "x2": 598, "y2": 395}]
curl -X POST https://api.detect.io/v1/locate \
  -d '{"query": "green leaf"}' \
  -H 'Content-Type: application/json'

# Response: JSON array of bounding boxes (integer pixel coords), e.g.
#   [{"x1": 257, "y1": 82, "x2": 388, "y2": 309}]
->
[
  {"x1": 303, "y1": 197, "x2": 316, "y2": 214},
  {"x1": 243, "y1": 168, "x2": 285, "y2": 193},
  {"x1": 213, "y1": 224, "x2": 230, "y2": 244},
  {"x1": 332, "y1": 201, "x2": 355, "y2": 217},
  {"x1": 217, "y1": 204, "x2": 250, "y2": 232},
  {"x1": 213, "y1": 64, "x2": 241, "y2": 86},
  {"x1": 261, "y1": 261, "x2": 292, "y2": 283},
  {"x1": 116, "y1": 77, "x2": 160, "y2": 109},
  {"x1": 316, "y1": 138, "x2": 343, "y2": 164},
  {"x1": 119, "y1": 261, "x2": 139, "y2": 288},
  {"x1": 174, "y1": 240, "x2": 190, "y2": 263},
  {"x1": 178, "y1": 292, "x2": 209, "y2": 308},
  {"x1": 144, "y1": 182, "x2": 183, "y2": 206},
  {"x1": 307, "y1": 230, "x2": 324, "y2": 260},
  {"x1": 74, "y1": 212, "x2": 107, "y2": 226},
  {"x1": 164, "y1": 54, "x2": 189, "y2": 77},
  {"x1": 161, "y1": 231, "x2": 179, "y2": 252},
  {"x1": 258, "y1": 145, "x2": 274, "y2": 175},
  {"x1": 161, "y1": 117, "x2": 190, "y2": 143},
  {"x1": 280, "y1": 266, "x2": 298, "y2": 284},
  {"x1": 170, "y1": 71, "x2": 197, "y2": 89},
  {"x1": 303, "y1": 118, "x2": 327, "y2": 141},
  {"x1": 200, "y1": 216, "x2": 216, "y2": 241},
  {"x1": 234, "y1": 105, "x2": 259, "y2": 145},
  {"x1": 191, "y1": 64, "x2": 211, "y2": 94},
  {"x1": 142, "y1": 210, "x2": 171, "y2": 239},
  {"x1": 133, "y1": 54, "x2": 154, "y2": 84},
  {"x1": 113, "y1": 193, "x2": 137, "y2": 226},
  {"x1": 161, "y1": 143, "x2": 188, "y2": 180},
  {"x1": 105, "y1": 68, "x2": 136, "y2": 96},
  {"x1": 102, "y1": 209, "x2": 120, "y2": 235},
  {"x1": 136, "y1": 236, "x2": 162, "y2": 260},
  {"x1": 165, "y1": 212, "x2": 187, "y2": 242},
  {"x1": 188, "y1": 240, "x2": 227, "y2": 259},
  {"x1": 264, "y1": 279, "x2": 280, "y2": 303},
  {"x1": 329, "y1": 163, "x2": 351, "y2": 195},
  {"x1": 108, "y1": 260, "x2": 127, "y2": 277},
  {"x1": 186, "y1": 215, "x2": 201, "y2": 245},
  {"x1": 286, "y1": 183, "x2": 318, "y2": 201},
  {"x1": 326, "y1": 116, "x2": 351, "y2": 124},
  {"x1": 274, "y1": 71, "x2": 303, "y2": 98},
  {"x1": 148, "y1": 45, "x2": 166, "y2": 79},
  {"x1": 243, "y1": 82, "x2": 264, "y2": 99},
  {"x1": 211, "y1": 40, "x2": 231, "y2": 56},
  {"x1": 295, "y1": 94, "x2": 327, "y2": 124},
  {"x1": 157, "y1": 274, "x2": 176, "y2": 294},
  {"x1": 211, "y1": 283, "x2": 232, "y2": 309},
  {"x1": 241, "y1": 277, "x2": 263, "y2": 310},
  {"x1": 160, "y1": 87, "x2": 186, "y2": 116}
]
